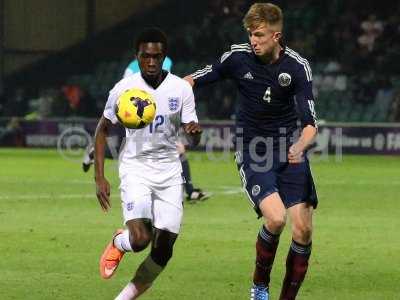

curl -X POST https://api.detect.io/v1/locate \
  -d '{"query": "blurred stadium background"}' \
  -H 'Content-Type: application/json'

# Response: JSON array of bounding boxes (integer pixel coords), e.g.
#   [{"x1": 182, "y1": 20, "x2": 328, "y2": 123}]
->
[
  {"x1": 1, "y1": 0, "x2": 400, "y2": 146},
  {"x1": 1, "y1": 1, "x2": 400, "y2": 299}
]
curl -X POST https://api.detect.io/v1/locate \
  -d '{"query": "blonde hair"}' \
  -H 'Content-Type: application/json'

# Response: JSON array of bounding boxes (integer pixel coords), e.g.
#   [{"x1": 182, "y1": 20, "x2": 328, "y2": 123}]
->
[{"x1": 243, "y1": 3, "x2": 283, "y2": 31}]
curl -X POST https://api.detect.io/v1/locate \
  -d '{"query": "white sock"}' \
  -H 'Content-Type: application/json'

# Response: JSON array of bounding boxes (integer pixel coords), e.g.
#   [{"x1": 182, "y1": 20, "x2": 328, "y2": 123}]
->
[
  {"x1": 114, "y1": 282, "x2": 138, "y2": 300},
  {"x1": 114, "y1": 230, "x2": 132, "y2": 252}
]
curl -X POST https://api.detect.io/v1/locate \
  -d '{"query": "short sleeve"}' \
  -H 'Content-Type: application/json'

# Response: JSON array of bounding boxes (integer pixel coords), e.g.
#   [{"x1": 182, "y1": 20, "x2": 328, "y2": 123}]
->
[
  {"x1": 103, "y1": 89, "x2": 119, "y2": 124},
  {"x1": 181, "y1": 82, "x2": 198, "y2": 124}
]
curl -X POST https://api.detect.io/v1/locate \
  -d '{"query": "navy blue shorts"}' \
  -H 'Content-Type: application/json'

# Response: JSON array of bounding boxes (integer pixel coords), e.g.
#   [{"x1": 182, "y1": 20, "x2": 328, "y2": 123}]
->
[{"x1": 235, "y1": 151, "x2": 318, "y2": 217}]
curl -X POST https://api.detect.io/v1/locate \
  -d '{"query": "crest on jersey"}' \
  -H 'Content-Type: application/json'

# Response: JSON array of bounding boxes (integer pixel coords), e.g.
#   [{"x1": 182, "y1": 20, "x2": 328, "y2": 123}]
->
[
  {"x1": 252, "y1": 185, "x2": 261, "y2": 196},
  {"x1": 278, "y1": 73, "x2": 291, "y2": 87},
  {"x1": 126, "y1": 202, "x2": 134, "y2": 211},
  {"x1": 168, "y1": 97, "x2": 179, "y2": 112}
]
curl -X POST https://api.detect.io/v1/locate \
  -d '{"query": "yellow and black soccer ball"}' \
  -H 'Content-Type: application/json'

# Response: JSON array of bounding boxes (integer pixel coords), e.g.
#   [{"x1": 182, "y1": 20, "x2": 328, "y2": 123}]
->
[{"x1": 115, "y1": 88, "x2": 156, "y2": 129}]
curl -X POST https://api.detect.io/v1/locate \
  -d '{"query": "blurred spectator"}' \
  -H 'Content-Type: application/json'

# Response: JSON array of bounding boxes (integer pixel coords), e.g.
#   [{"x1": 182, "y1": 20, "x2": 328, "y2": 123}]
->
[
  {"x1": 374, "y1": 77, "x2": 394, "y2": 120},
  {"x1": 4, "y1": 88, "x2": 29, "y2": 117},
  {"x1": 3, "y1": 1, "x2": 400, "y2": 123},
  {"x1": 61, "y1": 85, "x2": 96, "y2": 117},
  {"x1": 0, "y1": 117, "x2": 24, "y2": 146},
  {"x1": 358, "y1": 14, "x2": 384, "y2": 52},
  {"x1": 390, "y1": 90, "x2": 400, "y2": 122},
  {"x1": 25, "y1": 89, "x2": 59, "y2": 120}
]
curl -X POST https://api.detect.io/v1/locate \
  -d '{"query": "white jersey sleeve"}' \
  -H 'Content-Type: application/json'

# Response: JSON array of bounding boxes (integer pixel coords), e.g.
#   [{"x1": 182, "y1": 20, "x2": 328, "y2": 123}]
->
[
  {"x1": 103, "y1": 88, "x2": 119, "y2": 124},
  {"x1": 181, "y1": 82, "x2": 198, "y2": 124},
  {"x1": 123, "y1": 68, "x2": 134, "y2": 79}
]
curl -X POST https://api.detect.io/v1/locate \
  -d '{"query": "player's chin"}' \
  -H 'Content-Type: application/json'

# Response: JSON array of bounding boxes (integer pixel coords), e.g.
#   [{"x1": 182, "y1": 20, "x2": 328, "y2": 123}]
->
[{"x1": 144, "y1": 71, "x2": 159, "y2": 79}]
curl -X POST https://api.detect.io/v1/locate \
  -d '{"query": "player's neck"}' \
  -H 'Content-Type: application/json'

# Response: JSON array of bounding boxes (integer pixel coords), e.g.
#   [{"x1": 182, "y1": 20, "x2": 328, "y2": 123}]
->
[
  {"x1": 258, "y1": 44, "x2": 283, "y2": 64},
  {"x1": 142, "y1": 70, "x2": 168, "y2": 89}
]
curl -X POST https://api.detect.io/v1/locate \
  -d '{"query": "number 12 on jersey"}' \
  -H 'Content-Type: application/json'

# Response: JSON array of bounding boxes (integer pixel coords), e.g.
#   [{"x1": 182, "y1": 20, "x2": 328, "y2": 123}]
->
[{"x1": 149, "y1": 115, "x2": 165, "y2": 133}]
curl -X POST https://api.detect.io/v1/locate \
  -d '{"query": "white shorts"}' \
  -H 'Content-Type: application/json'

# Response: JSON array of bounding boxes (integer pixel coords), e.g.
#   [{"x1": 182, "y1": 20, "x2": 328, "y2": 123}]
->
[{"x1": 119, "y1": 174, "x2": 184, "y2": 234}]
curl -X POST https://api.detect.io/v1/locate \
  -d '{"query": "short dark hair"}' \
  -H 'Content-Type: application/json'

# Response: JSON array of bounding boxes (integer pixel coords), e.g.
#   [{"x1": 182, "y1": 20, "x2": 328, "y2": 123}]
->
[{"x1": 135, "y1": 27, "x2": 168, "y2": 55}]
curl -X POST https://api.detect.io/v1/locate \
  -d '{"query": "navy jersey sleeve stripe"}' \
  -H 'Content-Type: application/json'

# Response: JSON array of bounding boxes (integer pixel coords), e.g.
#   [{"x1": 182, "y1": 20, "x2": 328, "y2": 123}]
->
[
  {"x1": 285, "y1": 47, "x2": 312, "y2": 82},
  {"x1": 192, "y1": 44, "x2": 251, "y2": 85},
  {"x1": 191, "y1": 65, "x2": 213, "y2": 79},
  {"x1": 285, "y1": 47, "x2": 312, "y2": 80}
]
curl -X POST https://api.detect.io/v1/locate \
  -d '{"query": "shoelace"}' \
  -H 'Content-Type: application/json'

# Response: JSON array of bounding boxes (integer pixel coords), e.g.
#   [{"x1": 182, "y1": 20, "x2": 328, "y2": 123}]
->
[
  {"x1": 252, "y1": 286, "x2": 267, "y2": 300},
  {"x1": 106, "y1": 248, "x2": 122, "y2": 261}
]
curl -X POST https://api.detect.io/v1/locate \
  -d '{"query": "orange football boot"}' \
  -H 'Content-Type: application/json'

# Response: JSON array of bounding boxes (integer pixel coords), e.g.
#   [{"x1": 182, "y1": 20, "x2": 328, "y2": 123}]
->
[{"x1": 99, "y1": 229, "x2": 125, "y2": 279}]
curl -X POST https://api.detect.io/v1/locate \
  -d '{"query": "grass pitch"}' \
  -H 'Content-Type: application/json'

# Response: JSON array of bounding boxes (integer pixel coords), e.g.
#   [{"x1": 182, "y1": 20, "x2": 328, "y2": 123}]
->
[{"x1": 0, "y1": 149, "x2": 399, "y2": 299}]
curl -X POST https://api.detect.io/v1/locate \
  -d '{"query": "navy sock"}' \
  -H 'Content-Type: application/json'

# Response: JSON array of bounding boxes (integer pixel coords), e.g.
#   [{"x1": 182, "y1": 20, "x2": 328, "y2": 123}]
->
[
  {"x1": 279, "y1": 240, "x2": 312, "y2": 300},
  {"x1": 253, "y1": 225, "x2": 280, "y2": 286},
  {"x1": 180, "y1": 155, "x2": 194, "y2": 196}
]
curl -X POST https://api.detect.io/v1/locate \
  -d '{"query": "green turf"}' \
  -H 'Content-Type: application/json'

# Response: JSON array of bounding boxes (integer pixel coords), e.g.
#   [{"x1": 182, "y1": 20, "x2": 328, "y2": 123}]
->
[{"x1": 0, "y1": 149, "x2": 399, "y2": 299}]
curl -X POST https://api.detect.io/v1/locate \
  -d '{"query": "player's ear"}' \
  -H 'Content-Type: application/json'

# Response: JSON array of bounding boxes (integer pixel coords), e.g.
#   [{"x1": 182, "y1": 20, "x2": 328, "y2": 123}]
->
[{"x1": 273, "y1": 31, "x2": 282, "y2": 42}]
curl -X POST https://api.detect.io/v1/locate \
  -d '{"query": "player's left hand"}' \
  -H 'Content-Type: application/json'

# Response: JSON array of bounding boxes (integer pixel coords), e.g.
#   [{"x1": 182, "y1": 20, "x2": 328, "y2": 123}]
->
[
  {"x1": 288, "y1": 143, "x2": 304, "y2": 163},
  {"x1": 183, "y1": 122, "x2": 202, "y2": 147},
  {"x1": 183, "y1": 122, "x2": 202, "y2": 135}
]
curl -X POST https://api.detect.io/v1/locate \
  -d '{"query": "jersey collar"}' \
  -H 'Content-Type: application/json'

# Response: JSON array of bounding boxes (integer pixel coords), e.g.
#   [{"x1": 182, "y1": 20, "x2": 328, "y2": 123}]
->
[{"x1": 140, "y1": 70, "x2": 170, "y2": 90}]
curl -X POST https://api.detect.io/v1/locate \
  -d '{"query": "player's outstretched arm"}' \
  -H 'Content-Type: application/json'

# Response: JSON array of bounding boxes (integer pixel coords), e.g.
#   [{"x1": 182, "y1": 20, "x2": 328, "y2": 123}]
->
[
  {"x1": 183, "y1": 121, "x2": 202, "y2": 147},
  {"x1": 94, "y1": 116, "x2": 112, "y2": 211},
  {"x1": 183, "y1": 75, "x2": 195, "y2": 87}
]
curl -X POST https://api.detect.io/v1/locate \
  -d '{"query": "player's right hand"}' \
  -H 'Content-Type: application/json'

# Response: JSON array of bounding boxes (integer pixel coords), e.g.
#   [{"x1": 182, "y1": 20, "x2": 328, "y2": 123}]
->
[{"x1": 96, "y1": 177, "x2": 111, "y2": 212}]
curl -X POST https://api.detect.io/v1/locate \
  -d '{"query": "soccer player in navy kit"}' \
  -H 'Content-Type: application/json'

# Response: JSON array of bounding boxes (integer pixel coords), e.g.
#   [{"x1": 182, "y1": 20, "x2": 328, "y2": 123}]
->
[{"x1": 184, "y1": 3, "x2": 318, "y2": 300}]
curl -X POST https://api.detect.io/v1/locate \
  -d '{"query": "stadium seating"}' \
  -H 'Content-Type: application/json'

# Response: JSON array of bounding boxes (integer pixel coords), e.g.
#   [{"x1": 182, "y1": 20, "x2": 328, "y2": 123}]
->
[{"x1": 3, "y1": 0, "x2": 399, "y2": 122}]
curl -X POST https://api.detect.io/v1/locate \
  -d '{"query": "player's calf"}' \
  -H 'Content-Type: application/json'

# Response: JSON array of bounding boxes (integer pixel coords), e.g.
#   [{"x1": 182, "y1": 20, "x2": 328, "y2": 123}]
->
[
  {"x1": 279, "y1": 202, "x2": 313, "y2": 299},
  {"x1": 150, "y1": 228, "x2": 177, "y2": 266},
  {"x1": 279, "y1": 240, "x2": 312, "y2": 300},
  {"x1": 125, "y1": 229, "x2": 177, "y2": 299},
  {"x1": 253, "y1": 225, "x2": 280, "y2": 287}
]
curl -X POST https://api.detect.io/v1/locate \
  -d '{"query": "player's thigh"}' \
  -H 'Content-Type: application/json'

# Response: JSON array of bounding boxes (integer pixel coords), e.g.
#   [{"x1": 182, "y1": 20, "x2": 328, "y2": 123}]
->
[
  {"x1": 120, "y1": 176, "x2": 152, "y2": 224},
  {"x1": 235, "y1": 151, "x2": 282, "y2": 218},
  {"x1": 288, "y1": 202, "x2": 313, "y2": 243},
  {"x1": 152, "y1": 184, "x2": 184, "y2": 234},
  {"x1": 259, "y1": 192, "x2": 287, "y2": 232}
]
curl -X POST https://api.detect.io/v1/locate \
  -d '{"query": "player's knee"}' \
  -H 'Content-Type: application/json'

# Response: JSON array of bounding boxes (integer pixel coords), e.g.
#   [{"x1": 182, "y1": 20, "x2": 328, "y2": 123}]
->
[
  {"x1": 266, "y1": 215, "x2": 286, "y2": 232},
  {"x1": 292, "y1": 224, "x2": 313, "y2": 244},
  {"x1": 131, "y1": 231, "x2": 152, "y2": 252}
]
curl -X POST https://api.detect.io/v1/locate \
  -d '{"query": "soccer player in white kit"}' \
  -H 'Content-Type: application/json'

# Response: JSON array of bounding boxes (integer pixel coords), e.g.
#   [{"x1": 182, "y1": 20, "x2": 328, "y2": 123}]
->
[{"x1": 94, "y1": 28, "x2": 202, "y2": 300}]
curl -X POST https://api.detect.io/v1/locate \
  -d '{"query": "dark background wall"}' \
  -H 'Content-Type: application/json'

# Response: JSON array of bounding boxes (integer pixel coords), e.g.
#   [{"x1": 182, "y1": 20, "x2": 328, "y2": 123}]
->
[{"x1": 2, "y1": 0, "x2": 161, "y2": 76}]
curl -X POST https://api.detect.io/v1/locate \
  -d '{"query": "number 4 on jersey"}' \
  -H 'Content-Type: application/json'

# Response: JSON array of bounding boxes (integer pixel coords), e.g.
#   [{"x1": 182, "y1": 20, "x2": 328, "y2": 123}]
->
[{"x1": 263, "y1": 87, "x2": 271, "y2": 103}]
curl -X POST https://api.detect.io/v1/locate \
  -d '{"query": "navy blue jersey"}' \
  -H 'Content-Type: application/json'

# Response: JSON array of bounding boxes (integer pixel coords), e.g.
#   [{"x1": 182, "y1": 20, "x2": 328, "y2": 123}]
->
[{"x1": 192, "y1": 43, "x2": 317, "y2": 152}]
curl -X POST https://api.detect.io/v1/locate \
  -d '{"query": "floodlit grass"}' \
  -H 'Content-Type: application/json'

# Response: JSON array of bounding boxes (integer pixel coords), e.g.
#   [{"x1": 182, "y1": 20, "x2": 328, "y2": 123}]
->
[{"x1": 0, "y1": 149, "x2": 399, "y2": 299}]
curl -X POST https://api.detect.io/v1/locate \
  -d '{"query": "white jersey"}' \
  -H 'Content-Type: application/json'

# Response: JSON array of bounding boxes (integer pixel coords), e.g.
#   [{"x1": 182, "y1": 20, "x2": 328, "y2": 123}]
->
[{"x1": 103, "y1": 72, "x2": 198, "y2": 186}]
